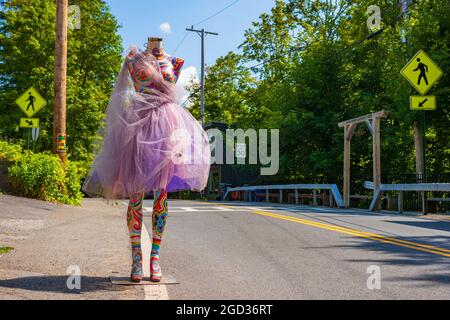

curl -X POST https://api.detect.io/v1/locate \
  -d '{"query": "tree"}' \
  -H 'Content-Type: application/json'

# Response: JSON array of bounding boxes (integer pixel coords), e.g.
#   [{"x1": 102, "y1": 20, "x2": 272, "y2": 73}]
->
[
  {"x1": 188, "y1": 0, "x2": 449, "y2": 185},
  {"x1": 0, "y1": 0, "x2": 123, "y2": 162}
]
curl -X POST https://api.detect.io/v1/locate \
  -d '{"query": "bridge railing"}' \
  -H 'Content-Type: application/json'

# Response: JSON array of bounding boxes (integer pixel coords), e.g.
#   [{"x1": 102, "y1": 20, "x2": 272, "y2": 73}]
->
[
  {"x1": 364, "y1": 181, "x2": 450, "y2": 213},
  {"x1": 223, "y1": 184, "x2": 345, "y2": 208}
]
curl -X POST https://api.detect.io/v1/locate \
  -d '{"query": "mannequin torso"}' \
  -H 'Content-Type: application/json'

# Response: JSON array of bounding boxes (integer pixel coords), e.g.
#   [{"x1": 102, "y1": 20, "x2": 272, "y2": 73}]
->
[{"x1": 125, "y1": 42, "x2": 184, "y2": 94}]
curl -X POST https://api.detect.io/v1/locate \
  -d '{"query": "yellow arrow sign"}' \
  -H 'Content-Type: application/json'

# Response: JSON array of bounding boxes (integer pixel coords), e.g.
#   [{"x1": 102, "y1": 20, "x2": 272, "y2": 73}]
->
[
  {"x1": 400, "y1": 50, "x2": 443, "y2": 95},
  {"x1": 15, "y1": 87, "x2": 47, "y2": 118},
  {"x1": 410, "y1": 96, "x2": 436, "y2": 110},
  {"x1": 20, "y1": 118, "x2": 40, "y2": 128}
]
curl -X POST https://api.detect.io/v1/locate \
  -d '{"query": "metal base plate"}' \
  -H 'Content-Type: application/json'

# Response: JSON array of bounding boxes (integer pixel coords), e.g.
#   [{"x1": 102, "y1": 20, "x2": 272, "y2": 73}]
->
[{"x1": 109, "y1": 275, "x2": 179, "y2": 285}]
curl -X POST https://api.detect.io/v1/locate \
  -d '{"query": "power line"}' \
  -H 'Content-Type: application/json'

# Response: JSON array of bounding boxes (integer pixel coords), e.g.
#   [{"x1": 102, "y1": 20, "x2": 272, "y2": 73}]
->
[
  {"x1": 172, "y1": 31, "x2": 189, "y2": 55},
  {"x1": 173, "y1": 1, "x2": 240, "y2": 55},
  {"x1": 192, "y1": 0, "x2": 241, "y2": 27}
]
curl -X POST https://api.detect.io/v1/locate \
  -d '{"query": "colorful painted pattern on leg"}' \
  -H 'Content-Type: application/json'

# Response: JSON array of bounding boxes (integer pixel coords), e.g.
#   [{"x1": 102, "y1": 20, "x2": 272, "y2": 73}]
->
[
  {"x1": 150, "y1": 190, "x2": 168, "y2": 282},
  {"x1": 127, "y1": 191, "x2": 144, "y2": 282}
]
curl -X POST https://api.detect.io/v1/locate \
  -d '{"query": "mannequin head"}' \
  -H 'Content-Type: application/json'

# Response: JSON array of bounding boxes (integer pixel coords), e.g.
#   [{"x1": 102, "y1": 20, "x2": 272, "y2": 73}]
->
[{"x1": 147, "y1": 37, "x2": 163, "y2": 51}]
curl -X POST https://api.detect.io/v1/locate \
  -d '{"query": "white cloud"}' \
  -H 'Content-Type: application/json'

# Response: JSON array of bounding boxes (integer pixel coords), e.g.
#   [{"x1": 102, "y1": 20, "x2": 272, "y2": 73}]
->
[
  {"x1": 176, "y1": 66, "x2": 199, "y2": 108},
  {"x1": 159, "y1": 22, "x2": 172, "y2": 34}
]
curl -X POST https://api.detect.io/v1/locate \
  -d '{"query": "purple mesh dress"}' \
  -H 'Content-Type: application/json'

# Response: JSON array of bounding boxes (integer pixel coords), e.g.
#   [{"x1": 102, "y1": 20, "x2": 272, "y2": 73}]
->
[{"x1": 82, "y1": 46, "x2": 211, "y2": 199}]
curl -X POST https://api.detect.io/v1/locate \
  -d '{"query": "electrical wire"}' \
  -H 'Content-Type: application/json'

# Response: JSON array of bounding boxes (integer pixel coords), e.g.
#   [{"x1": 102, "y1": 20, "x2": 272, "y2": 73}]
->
[
  {"x1": 172, "y1": 31, "x2": 190, "y2": 55},
  {"x1": 192, "y1": 0, "x2": 241, "y2": 27}
]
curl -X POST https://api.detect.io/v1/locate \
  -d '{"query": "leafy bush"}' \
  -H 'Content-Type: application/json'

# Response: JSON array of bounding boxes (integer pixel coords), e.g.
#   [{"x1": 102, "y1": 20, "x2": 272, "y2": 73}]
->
[
  {"x1": 0, "y1": 140, "x2": 23, "y2": 162},
  {"x1": 62, "y1": 161, "x2": 86, "y2": 205},
  {"x1": 8, "y1": 151, "x2": 66, "y2": 202},
  {"x1": 4, "y1": 141, "x2": 84, "y2": 205}
]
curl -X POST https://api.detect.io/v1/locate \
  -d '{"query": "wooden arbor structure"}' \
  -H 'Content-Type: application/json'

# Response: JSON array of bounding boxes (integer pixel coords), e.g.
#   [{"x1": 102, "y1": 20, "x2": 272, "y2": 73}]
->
[{"x1": 338, "y1": 111, "x2": 389, "y2": 210}]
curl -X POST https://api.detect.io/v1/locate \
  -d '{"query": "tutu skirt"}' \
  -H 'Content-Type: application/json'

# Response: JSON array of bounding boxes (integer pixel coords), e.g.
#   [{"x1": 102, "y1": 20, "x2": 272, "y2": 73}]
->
[{"x1": 83, "y1": 62, "x2": 211, "y2": 200}]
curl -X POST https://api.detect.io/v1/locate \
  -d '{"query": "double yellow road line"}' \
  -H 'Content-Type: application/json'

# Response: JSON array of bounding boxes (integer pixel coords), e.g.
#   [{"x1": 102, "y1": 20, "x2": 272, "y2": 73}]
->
[{"x1": 253, "y1": 210, "x2": 450, "y2": 258}]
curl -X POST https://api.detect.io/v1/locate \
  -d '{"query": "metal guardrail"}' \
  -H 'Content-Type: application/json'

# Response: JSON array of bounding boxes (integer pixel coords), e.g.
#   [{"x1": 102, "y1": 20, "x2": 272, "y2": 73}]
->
[
  {"x1": 223, "y1": 184, "x2": 345, "y2": 208},
  {"x1": 364, "y1": 181, "x2": 450, "y2": 192},
  {"x1": 364, "y1": 181, "x2": 450, "y2": 212}
]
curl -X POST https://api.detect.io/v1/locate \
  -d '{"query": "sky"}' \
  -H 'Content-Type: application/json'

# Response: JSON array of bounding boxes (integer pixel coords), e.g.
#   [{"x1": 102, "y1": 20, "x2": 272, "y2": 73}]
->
[{"x1": 105, "y1": 0, "x2": 275, "y2": 102}]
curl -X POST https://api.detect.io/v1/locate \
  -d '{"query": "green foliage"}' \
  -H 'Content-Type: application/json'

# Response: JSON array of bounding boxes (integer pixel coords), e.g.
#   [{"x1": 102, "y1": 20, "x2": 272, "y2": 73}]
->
[
  {"x1": 0, "y1": 140, "x2": 23, "y2": 162},
  {"x1": 0, "y1": 247, "x2": 14, "y2": 255},
  {"x1": 0, "y1": 0, "x2": 123, "y2": 162},
  {"x1": 5, "y1": 142, "x2": 83, "y2": 205},
  {"x1": 188, "y1": 0, "x2": 450, "y2": 182}
]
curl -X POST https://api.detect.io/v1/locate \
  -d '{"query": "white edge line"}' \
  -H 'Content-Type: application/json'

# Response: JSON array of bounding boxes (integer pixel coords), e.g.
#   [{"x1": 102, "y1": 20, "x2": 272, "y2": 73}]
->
[{"x1": 141, "y1": 223, "x2": 169, "y2": 300}]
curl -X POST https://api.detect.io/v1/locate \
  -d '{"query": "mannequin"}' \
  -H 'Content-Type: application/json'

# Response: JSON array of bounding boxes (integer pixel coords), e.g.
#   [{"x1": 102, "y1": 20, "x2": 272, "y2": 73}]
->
[
  {"x1": 82, "y1": 35, "x2": 210, "y2": 283},
  {"x1": 126, "y1": 37, "x2": 183, "y2": 283}
]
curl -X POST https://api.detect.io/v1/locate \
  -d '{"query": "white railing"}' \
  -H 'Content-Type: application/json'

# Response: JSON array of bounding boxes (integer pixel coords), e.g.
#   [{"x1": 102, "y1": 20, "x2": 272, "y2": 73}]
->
[
  {"x1": 364, "y1": 181, "x2": 450, "y2": 212},
  {"x1": 223, "y1": 184, "x2": 345, "y2": 208}
]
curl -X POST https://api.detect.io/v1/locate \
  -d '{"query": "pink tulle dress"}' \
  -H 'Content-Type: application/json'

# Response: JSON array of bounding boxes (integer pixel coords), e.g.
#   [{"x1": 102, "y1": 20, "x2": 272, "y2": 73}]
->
[{"x1": 82, "y1": 46, "x2": 211, "y2": 199}]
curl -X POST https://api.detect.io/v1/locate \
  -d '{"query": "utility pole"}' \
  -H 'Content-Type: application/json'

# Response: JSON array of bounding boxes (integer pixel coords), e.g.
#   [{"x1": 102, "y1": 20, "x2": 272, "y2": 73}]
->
[
  {"x1": 401, "y1": 0, "x2": 427, "y2": 213},
  {"x1": 186, "y1": 26, "x2": 218, "y2": 128},
  {"x1": 54, "y1": 0, "x2": 68, "y2": 164}
]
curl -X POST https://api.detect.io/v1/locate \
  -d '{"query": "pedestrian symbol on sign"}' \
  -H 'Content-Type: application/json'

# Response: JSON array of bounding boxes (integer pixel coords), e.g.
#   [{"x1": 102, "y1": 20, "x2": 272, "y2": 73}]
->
[
  {"x1": 413, "y1": 58, "x2": 428, "y2": 86},
  {"x1": 26, "y1": 92, "x2": 36, "y2": 112}
]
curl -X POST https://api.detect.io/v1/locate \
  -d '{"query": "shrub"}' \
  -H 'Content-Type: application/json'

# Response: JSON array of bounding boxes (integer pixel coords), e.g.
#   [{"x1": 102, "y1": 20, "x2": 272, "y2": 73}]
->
[
  {"x1": 8, "y1": 151, "x2": 66, "y2": 202},
  {"x1": 61, "y1": 160, "x2": 85, "y2": 205},
  {"x1": 4, "y1": 141, "x2": 85, "y2": 205},
  {"x1": 0, "y1": 140, "x2": 23, "y2": 162}
]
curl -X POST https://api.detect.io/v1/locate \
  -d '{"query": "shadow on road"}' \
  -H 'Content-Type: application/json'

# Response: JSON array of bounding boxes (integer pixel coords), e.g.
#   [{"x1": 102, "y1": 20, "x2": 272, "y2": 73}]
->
[
  {"x1": 340, "y1": 235, "x2": 450, "y2": 285},
  {"x1": 384, "y1": 220, "x2": 450, "y2": 233},
  {"x1": 0, "y1": 275, "x2": 114, "y2": 294}
]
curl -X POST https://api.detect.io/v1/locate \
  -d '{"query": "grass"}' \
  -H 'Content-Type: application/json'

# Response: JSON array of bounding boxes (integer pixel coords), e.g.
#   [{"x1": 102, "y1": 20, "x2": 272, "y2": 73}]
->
[{"x1": 0, "y1": 246, "x2": 14, "y2": 255}]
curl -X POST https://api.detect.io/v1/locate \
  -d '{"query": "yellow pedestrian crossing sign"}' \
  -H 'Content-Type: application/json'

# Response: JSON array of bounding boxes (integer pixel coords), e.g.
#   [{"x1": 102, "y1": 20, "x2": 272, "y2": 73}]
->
[
  {"x1": 410, "y1": 96, "x2": 436, "y2": 110},
  {"x1": 15, "y1": 87, "x2": 47, "y2": 118},
  {"x1": 20, "y1": 118, "x2": 40, "y2": 128},
  {"x1": 400, "y1": 50, "x2": 443, "y2": 95}
]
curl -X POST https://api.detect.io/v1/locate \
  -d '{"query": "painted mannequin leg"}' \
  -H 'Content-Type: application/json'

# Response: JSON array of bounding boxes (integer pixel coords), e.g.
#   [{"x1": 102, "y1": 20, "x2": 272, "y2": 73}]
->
[
  {"x1": 127, "y1": 191, "x2": 144, "y2": 282},
  {"x1": 150, "y1": 189, "x2": 168, "y2": 282}
]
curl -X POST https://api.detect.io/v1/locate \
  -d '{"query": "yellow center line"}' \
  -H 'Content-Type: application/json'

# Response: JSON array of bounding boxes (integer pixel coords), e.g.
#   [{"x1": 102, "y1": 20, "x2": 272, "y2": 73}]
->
[
  {"x1": 188, "y1": 202, "x2": 450, "y2": 257},
  {"x1": 252, "y1": 210, "x2": 450, "y2": 258}
]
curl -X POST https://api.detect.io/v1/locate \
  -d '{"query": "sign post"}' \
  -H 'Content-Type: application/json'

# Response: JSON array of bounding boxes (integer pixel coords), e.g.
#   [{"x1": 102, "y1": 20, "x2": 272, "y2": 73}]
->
[{"x1": 400, "y1": 50, "x2": 443, "y2": 214}]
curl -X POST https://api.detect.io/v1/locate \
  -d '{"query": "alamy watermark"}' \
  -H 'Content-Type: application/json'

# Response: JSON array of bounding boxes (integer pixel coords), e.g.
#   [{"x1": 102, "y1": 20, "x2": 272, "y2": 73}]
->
[
  {"x1": 168, "y1": 128, "x2": 280, "y2": 176},
  {"x1": 66, "y1": 265, "x2": 81, "y2": 290},
  {"x1": 366, "y1": 5, "x2": 381, "y2": 32},
  {"x1": 68, "y1": 5, "x2": 81, "y2": 30},
  {"x1": 366, "y1": 265, "x2": 381, "y2": 290}
]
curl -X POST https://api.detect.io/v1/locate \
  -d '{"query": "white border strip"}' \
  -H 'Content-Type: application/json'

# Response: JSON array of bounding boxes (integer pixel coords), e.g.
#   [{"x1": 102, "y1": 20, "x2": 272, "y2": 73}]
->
[{"x1": 141, "y1": 224, "x2": 169, "y2": 300}]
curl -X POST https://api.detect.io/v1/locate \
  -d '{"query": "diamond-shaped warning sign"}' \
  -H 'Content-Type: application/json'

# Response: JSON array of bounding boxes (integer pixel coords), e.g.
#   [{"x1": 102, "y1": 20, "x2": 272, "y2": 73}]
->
[
  {"x1": 15, "y1": 87, "x2": 47, "y2": 118},
  {"x1": 400, "y1": 50, "x2": 443, "y2": 95}
]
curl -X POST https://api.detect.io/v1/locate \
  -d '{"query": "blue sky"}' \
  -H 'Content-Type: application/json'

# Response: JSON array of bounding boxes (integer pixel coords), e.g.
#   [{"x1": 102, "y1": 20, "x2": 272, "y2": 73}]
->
[{"x1": 106, "y1": 0, "x2": 276, "y2": 80}]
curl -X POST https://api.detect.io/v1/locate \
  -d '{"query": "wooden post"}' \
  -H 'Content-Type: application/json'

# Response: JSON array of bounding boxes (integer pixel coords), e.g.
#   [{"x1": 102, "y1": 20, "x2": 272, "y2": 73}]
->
[
  {"x1": 343, "y1": 124, "x2": 354, "y2": 208},
  {"x1": 295, "y1": 189, "x2": 299, "y2": 204},
  {"x1": 398, "y1": 191, "x2": 403, "y2": 213},
  {"x1": 279, "y1": 189, "x2": 282, "y2": 203},
  {"x1": 313, "y1": 190, "x2": 317, "y2": 206},
  {"x1": 372, "y1": 116, "x2": 381, "y2": 193},
  {"x1": 339, "y1": 111, "x2": 388, "y2": 211},
  {"x1": 329, "y1": 190, "x2": 334, "y2": 207},
  {"x1": 266, "y1": 189, "x2": 269, "y2": 202},
  {"x1": 54, "y1": 0, "x2": 68, "y2": 164},
  {"x1": 372, "y1": 116, "x2": 382, "y2": 211},
  {"x1": 421, "y1": 192, "x2": 427, "y2": 215}
]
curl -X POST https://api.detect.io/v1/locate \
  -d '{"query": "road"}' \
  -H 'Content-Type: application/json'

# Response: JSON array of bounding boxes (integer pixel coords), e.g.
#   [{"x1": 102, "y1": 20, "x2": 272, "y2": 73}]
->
[
  {"x1": 1, "y1": 195, "x2": 450, "y2": 299},
  {"x1": 136, "y1": 200, "x2": 450, "y2": 299}
]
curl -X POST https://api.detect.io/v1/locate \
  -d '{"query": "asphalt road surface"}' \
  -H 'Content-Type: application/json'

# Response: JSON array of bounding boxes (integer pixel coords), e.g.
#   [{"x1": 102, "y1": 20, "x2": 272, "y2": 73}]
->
[{"x1": 136, "y1": 200, "x2": 450, "y2": 300}]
